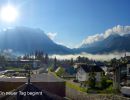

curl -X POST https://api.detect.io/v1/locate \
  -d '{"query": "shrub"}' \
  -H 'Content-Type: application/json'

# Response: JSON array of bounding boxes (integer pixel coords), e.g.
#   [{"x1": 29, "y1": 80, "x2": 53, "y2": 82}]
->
[
  {"x1": 101, "y1": 76, "x2": 107, "y2": 89},
  {"x1": 66, "y1": 82, "x2": 88, "y2": 92},
  {"x1": 88, "y1": 76, "x2": 96, "y2": 88},
  {"x1": 106, "y1": 80, "x2": 113, "y2": 86},
  {"x1": 49, "y1": 67, "x2": 54, "y2": 72},
  {"x1": 104, "y1": 85, "x2": 119, "y2": 94},
  {"x1": 88, "y1": 72, "x2": 96, "y2": 88}
]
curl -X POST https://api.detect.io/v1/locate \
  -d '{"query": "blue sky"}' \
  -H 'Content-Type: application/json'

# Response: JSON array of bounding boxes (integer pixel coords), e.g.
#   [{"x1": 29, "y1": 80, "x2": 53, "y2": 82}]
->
[{"x1": 0, "y1": 0, "x2": 130, "y2": 48}]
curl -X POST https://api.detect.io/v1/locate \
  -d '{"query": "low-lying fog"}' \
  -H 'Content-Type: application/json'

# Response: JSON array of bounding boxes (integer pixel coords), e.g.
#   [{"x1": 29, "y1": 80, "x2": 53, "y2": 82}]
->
[{"x1": 50, "y1": 52, "x2": 130, "y2": 61}]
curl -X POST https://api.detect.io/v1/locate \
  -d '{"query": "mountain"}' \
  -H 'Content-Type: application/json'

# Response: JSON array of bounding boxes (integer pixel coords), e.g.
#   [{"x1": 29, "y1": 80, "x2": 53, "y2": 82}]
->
[
  {"x1": 77, "y1": 34, "x2": 130, "y2": 54},
  {"x1": 1, "y1": 26, "x2": 130, "y2": 55},
  {"x1": 0, "y1": 27, "x2": 72, "y2": 54}
]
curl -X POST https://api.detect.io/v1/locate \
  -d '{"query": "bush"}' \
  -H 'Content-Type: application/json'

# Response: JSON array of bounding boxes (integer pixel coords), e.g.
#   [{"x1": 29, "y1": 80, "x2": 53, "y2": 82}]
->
[
  {"x1": 66, "y1": 82, "x2": 88, "y2": 92},
  {"x1": 106, "y1": 80, "x2": 113, "y2": 86},
  {"x1": 103, "y1": 85, "x2": 119, "y2": 94},
  {"x1": 49, "y1": 67, "x2": 54, "y2": 72},
  {"x1": 101, "y1": 76, "x2": 107, "y2": 89},
  {"x1": 100, "y1": 75, "x2": 113, "y2": 89},
  {"x1": 88, "y1": 76, "x2": 96, "y2": 88}
]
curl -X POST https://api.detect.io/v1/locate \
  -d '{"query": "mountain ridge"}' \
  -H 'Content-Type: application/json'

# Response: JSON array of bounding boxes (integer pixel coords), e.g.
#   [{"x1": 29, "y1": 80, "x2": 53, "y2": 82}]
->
[
  {"x1": 0, "y1": 26, "x2": 130, "y2": 54},
  {"x1": 77, "y1": 33, "x2": 130, "y2": 54},
  {"x1": 0, "y1": 27, "x2": 72, "y2": 54}
]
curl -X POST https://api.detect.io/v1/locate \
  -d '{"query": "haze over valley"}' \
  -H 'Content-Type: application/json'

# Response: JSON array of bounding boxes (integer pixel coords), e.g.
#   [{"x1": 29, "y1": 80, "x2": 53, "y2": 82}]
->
[{"x1": 0, "y1": 25, "x2": 130, "y2": 60}]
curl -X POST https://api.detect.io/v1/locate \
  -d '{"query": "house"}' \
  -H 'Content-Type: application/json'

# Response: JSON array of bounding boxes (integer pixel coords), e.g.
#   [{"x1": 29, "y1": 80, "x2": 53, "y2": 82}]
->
[
  {"x1": 0, "y1": 83, "x2": 64, "y2": 100},
  {"x1": 55, "y1": 66, "x2": 76, "y2": 78},
  {"x1": 76, "y1": 64, "x2": 103, "y2": 82},
  {"x1": 62, "y1": 66, "x2": 76, "y2": 78},
  {"x1": 94, "y1": 61, "x2": 108, "y2": 75},
  {"x1": 73, "y1": 63, "x2": 86, "y2": 69},
  {"x1": 0, "y1": 66, "x2": 4, "y2": 71},
  {"x1": 127, "y1": 63, "x2": 130, "y2": 77},
  {"x1": 121, "y1": 62, "x2": 130, "y2": 84},
  {"x1": 4, "y1": 70, "x2": 28, "y2": 77},
  {"x1": 0, "y1": 60, "x2": 41, "y2": 68},
  {"x1": 120, "y1": 62, "x2": 130, "y2": 96},
  {"x1": 66, "y1": 66, "x2": 76, "y2": 75}
]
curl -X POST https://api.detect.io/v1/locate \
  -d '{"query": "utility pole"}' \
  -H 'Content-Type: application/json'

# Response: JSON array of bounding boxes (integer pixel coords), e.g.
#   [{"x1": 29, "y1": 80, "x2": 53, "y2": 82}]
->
[
  {"x1": 28, "y1": 67, "x2": 31, "y2": 84},
  {"x1": 24, "y1": 64, "x2": 31, "y2": 84}
]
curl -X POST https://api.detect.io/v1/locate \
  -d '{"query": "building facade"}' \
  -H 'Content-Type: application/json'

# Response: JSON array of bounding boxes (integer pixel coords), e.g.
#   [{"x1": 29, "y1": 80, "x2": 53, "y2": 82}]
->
[{"x1": 76, "y1": 64, "x2": 103, "y2": 82}]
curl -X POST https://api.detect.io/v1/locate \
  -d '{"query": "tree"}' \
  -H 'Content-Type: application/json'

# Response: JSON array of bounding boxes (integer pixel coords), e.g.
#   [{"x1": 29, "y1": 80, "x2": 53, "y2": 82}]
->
[
  {"x1": 54, "y1": 57, "x2": 57, "y2": 69},
  {"x1": 24, "y1": 64, "x2": 30, "y2": 71},
  {"x1": 101, "y1": 76, "x2": 107, "y2": 89},
  {"x1": 77, "y1": 56, "x2": 81, "y2": 63},
  {"x1": 45, "y1": 53, "x2": 49, "y2": 64},
  {"x1": 70, "y1": 58, "x2": 74, "y2": 65},
  {"x1": 0, "y1": 55, "x2": 6, "y2": 62},
  {"x1": 88, "y1": 72, "x2": 96, "y2": 88},
  {"x1": 23, "y1": 54, "x2": 28, "y2": 60},
  {"x1": 85, "y1": 57, "x2": 89, "y2": 62},
  {"x1": 76, "y1": 56, "x2": 89, "y2": 63},
  {"x1": 23, "y1": 64, "x2": 31, "y2": 83},
  {"x1": 34, "y1": 50, "x2": 44, "y2": 60}
]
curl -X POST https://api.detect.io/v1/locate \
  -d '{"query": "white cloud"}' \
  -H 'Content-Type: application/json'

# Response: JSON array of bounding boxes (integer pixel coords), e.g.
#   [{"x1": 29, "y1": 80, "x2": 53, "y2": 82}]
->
[
  {"x1": 47, "y1": 32, "x2": 57, "y2": 40},
  {"x1": 79, "y1": 25, "x2": 130, "y2": 47},
  {"x1": 47, "y1": 33, "x2": 71, "y2": 48},
  {"x1": 55, "y1": 42, "x2": 68, "y2": 47},
  {"x1": 50, "y1": 52, "x2": 130, "y2": 61}
]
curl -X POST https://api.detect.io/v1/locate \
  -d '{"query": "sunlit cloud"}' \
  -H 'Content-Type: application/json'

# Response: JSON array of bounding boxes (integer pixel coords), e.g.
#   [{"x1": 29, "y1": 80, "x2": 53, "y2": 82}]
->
[
  {"x1": 78, "y1": 25, "x2": 130, "y2": 47},
  {"x1": 47, "y1": 32, "x2": 57, "y2": 40}
]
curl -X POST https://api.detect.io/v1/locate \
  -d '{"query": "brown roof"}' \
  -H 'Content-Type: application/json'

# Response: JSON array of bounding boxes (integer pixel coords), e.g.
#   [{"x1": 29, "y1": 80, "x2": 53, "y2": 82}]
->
[
  {"x1": 0, "y1": 83, "x2": 64, "y2": 100},
  {"x1": 0, "y1": 73, "x2": 64, "y2": 82}
]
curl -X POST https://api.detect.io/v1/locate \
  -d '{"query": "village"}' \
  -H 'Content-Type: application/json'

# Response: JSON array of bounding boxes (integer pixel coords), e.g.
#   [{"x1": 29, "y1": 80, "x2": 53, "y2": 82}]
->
[
  {"x1": 0, "y1": 51, "x2": 130, "y2": 100},
  {"x1": 50, "y1": 54, "x2": 130, "y2": 96}
]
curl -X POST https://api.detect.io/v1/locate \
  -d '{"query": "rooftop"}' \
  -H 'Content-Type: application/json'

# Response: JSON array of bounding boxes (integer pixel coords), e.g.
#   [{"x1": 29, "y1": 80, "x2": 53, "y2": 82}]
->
[
  {"x1": 0, "y1": 73, "x2": 64, "y2": 82},
  {"x1": 0, "y1": 83, "x2": 64, "y2": 100},
  {"x1": 80, "y1": 64, "x2": 103, "y2": 72}
]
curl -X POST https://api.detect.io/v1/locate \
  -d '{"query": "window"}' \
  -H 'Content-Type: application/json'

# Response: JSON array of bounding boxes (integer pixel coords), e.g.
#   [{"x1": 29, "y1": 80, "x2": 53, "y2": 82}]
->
[{"x1": 127, "y1": 64, "x2": 130, "y2": 76}]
